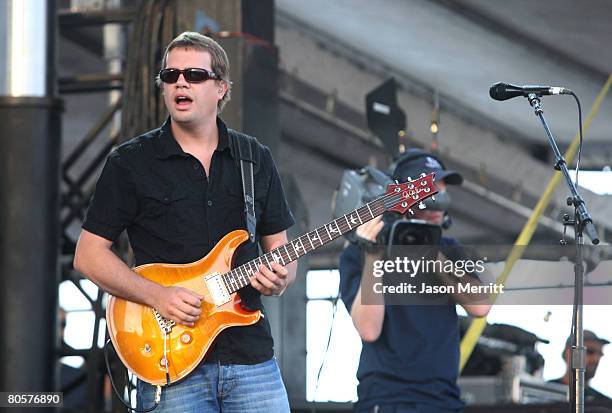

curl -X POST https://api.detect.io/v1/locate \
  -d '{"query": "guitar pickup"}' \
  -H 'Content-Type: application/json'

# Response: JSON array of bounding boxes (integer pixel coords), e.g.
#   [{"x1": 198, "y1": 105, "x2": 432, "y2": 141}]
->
[{"x1": 204, "y1": 272, "x2": 231, "y2": 306}]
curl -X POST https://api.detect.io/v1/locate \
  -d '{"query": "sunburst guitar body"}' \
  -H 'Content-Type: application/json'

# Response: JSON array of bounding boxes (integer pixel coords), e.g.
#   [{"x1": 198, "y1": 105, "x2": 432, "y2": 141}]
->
[{"x1": 106, "y1": 230, "x2": 257, "y2": 385}]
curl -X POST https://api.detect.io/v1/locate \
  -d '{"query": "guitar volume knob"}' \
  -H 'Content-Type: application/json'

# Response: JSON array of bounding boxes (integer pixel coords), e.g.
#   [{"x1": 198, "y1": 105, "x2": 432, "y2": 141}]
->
[{"x1": 181, "y1": 333, "x2": 192, "y2": 344}]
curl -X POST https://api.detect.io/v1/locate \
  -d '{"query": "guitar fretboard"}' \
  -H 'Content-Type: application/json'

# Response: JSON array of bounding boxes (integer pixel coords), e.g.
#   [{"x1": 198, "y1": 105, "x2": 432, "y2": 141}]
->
[{"x1": 220, "y1": 190, "x2": 405, "y2": 294}]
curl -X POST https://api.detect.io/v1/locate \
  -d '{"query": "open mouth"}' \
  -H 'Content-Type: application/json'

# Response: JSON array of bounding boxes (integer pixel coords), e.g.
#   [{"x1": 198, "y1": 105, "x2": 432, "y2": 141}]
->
[{"x1": 175, "y1": 95, "x2": 193, "y2": 107}]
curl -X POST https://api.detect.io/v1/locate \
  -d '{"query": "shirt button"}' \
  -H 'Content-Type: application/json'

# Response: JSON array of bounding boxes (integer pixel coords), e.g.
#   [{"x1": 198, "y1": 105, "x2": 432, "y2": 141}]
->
[
  {"x1": 193, "y1": 163, "x2": 199, "y2": 170},
  {"x1": 207, "y1": 200, "x2": 213, "y2": 207}
]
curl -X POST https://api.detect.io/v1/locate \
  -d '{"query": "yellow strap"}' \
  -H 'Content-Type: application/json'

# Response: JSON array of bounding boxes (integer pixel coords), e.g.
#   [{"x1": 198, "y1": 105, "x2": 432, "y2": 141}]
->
[{"x1": 459, "y1": 74, "x2": 612, "y2": 371}]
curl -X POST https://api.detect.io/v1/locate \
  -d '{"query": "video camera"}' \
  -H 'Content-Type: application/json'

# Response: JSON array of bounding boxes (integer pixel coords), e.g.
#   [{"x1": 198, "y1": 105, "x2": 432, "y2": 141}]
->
[{"x1": 333, "y1": 166, "x2": 443, "y2": 249}]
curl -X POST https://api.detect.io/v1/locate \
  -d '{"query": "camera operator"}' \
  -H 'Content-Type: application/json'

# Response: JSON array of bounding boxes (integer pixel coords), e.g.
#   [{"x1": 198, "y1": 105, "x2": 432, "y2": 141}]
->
[{"x1": 339, "y1": 149, "x2": 491, "y2": 413}]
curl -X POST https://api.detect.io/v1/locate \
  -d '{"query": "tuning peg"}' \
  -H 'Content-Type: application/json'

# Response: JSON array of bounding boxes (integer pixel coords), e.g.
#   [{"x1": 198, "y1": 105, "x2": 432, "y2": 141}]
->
[
  {"x1": 408, "y1": 209, "x2": 414, "y2": 215},
  {"x1": 418, "y1": 202, "x2": 426, "y2": 209},
  {"x1": 431, "y1": 196, "x2": 436, "y2": 202},
  {"x1": 407, "y1": 176, "x2": 412, "y2": 182},
  {"x1": 420, "y1": 173, "x2": 426, "y2": 178},
  {"x1": 394, "y1": 179, "x2": 399, "y2": 184}
]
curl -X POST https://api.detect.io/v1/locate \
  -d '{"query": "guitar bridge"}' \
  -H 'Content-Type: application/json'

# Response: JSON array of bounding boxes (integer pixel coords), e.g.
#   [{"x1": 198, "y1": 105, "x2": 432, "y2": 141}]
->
[
  {"x1": 204, "y1": 272, "x2": 231, "y2": 306},
  {"x1": 153, "y1": 309, "x2": 175, "y2": 333}
]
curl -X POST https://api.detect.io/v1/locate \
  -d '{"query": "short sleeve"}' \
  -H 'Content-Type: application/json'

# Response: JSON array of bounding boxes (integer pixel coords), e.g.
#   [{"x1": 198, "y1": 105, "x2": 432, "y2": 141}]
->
[
  {"x1": 257, "y1": 146, "x2": 295, "y2": 236},
  {"x1": 82, "y1": 151, "x2": 138, "y2": 241},
  {"x1": 338, "y1": 244, "x2": 363, "y2": 313}
]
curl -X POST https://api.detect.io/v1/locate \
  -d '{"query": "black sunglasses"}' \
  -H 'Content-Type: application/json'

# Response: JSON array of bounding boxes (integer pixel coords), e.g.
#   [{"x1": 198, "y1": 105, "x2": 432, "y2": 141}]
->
[{"x1": 158, "y1": 68, "x2": 219, "y2": 84}]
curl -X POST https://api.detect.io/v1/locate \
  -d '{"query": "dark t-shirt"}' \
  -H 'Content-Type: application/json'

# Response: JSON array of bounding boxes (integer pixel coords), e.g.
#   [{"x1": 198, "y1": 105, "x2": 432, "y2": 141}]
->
[
  {"x1": 549, "y1": 378, "x2": 612, "y2": 402},
  {"x1": 83, "y1": 117, "x2": 294, "y2": 364},
  {"x1": 339, "y1": 239, "x2": 465, "y2": 411}
]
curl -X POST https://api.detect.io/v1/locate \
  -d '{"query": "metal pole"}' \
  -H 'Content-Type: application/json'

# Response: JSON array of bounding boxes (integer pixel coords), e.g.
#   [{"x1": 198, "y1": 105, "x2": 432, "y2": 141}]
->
[
  {"x1": 571, "y1": 233, "x2": 586, "y2": 413},
  {"x1": 103, "y1": 0, "x2": 123, "y2": 137},
  {"x1": 0, "y1": 0, "x2": 62, "y2": 396}
]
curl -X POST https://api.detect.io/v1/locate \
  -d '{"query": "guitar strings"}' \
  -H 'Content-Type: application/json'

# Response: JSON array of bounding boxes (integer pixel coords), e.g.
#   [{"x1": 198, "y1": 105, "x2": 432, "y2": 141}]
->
[{"x1": 220, "y1": 178, "x2": 435, "y2": 294}]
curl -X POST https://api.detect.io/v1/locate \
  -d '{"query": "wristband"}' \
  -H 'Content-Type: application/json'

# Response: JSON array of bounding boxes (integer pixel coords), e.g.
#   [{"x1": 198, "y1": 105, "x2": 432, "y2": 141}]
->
[{"x1": 354, "y1": 235, "x2": 380, "y2": 254}]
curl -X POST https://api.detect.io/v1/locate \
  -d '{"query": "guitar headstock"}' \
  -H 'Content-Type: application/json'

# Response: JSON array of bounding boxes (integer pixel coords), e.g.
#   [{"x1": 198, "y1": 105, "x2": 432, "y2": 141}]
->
[{"x1": 384, "y1": 173, "x2": 439, "y2": 214}]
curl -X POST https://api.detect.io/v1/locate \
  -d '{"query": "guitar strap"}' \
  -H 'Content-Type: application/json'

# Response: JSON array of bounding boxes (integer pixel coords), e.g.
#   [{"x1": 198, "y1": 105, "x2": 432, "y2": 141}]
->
[{"x1": 229, "y1": 130, "x2": 258, "y2": 243}]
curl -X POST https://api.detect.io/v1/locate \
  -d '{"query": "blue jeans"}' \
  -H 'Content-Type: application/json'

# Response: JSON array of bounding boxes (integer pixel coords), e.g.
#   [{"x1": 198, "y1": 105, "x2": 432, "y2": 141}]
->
[{"x1": 137, "y1": 358, "x2": 290, "y2": 412}]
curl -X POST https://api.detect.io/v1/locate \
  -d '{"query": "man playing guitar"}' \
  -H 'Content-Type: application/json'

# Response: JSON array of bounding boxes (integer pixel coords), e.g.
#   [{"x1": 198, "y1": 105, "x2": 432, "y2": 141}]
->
[{"x1": 74, "y1": 31, "x2": 296, "y2": 412}]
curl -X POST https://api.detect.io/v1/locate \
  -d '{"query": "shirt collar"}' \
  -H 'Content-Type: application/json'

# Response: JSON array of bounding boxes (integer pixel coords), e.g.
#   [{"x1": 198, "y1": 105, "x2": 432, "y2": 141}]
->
[
  {"x1": 155, "y1": 116, "x2": 231, "y2": 159},
  {"x1": 215, "y1": 116, "x2": 230, "y2": 152}
]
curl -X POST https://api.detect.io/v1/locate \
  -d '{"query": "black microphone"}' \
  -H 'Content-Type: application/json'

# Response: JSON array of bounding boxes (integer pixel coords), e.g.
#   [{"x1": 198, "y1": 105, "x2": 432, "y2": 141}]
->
[{"x1": 489, "y1": 82, "x2": 572, "y2": 101}]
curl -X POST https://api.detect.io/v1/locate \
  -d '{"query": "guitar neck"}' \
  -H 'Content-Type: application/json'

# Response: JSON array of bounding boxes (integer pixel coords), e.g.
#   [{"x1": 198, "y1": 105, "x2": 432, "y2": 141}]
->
[{"x1": 222, "y1": 197, "x2": 389, "y2": 294}]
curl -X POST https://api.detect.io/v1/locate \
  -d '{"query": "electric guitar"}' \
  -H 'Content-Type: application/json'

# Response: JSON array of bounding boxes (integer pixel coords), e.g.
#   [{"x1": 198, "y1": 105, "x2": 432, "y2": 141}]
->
[{"x1": 106, "y1": 173, "x2": 438, "y2": 385}]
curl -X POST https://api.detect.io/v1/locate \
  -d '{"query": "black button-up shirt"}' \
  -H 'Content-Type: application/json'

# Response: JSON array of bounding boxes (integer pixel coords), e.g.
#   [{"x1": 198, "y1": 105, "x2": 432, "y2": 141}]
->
[{"x1": 83, "y1": 117, "x2": 294, "y2": 364}]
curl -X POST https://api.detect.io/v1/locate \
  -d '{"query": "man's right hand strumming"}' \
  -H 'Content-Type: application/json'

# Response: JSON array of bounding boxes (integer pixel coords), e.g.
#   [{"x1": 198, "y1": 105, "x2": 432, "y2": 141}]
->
[
  {"x1": 74, "y1": 229, "x2": 204, "y2": 327},
  {"x1": 151, "y1": 285, "x2": 203, "y2": 327}
]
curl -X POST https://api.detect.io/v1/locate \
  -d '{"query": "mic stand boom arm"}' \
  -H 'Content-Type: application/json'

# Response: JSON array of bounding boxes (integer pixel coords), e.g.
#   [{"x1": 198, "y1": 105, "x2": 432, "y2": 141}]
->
[
  {"x1": 527, "y1": 94, "x2": 599, "y2": 244},
  {"x1": 526, "y1": 93, "x2": 599, "y2": 413}
]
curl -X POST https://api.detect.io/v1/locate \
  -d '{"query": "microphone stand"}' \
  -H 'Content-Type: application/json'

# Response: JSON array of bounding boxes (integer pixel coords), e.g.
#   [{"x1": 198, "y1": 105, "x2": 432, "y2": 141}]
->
[{"x1": 526, "y1": 93, "x2": 600, "y2": 413}]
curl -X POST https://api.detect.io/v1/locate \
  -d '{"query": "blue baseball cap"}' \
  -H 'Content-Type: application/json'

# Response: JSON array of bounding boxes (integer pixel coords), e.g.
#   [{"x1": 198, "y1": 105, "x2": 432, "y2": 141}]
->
[{"x1": 392, "y1": 149, "x2": 463, "y2": 185}]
